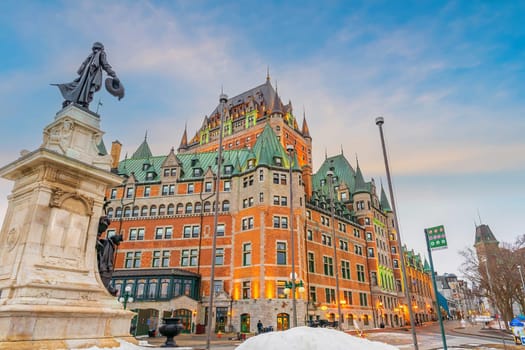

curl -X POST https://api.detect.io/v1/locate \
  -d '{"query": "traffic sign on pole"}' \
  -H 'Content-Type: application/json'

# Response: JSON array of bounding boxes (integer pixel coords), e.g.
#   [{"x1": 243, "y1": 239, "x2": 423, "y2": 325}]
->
[{"x1": 425, "y1": 225, "x2": 447, "y2": 250}]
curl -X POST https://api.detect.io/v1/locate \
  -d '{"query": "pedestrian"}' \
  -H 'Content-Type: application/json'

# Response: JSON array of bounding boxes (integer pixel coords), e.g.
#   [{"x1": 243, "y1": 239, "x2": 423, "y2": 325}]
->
[{"x1": 257, "y1": 320, "x2": 263, "y2": 334}]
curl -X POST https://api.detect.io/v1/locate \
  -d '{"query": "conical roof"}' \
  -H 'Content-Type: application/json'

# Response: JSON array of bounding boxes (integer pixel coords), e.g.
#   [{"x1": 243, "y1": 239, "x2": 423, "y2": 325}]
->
[
  {"x1": 380, "y1": 185, "x2": 392, "y2": 212},
  {"x1": 132, "y1": 134, "x2": 153, "y2": 159},
  {"x1": 353, "y1": 160, "x2": 368, "y2": 194}
]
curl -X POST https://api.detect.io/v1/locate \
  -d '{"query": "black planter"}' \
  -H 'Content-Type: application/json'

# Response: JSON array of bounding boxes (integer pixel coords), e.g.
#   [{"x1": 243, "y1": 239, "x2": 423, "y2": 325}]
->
[{"x1": 159, "y1": 317, "x2": 184, "y2": 347}]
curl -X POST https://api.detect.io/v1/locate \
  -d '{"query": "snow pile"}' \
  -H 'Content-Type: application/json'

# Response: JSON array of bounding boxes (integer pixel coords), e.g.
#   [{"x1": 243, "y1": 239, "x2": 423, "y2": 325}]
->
[
  {"x1": 76, "y1": 339, "x2": 147, "y2": 350},
  {"x1": 235, "y1": 327, "x2": 399, "y2": 350}
]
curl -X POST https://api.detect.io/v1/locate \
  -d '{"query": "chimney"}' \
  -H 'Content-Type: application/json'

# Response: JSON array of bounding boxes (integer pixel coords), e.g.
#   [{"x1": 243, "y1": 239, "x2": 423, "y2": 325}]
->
[
  {"x1": 302, "y1": 164, "x2": 313, "y2": 200},
  {"x1": 110, "y1": 140, "x2": 122, "y2": 171}
]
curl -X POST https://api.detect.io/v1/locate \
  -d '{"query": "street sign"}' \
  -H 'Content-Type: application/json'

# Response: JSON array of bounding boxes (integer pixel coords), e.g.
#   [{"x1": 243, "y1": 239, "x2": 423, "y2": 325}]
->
[{"x1": 425, "y1": 225, "x2": 448, "y2": 250}]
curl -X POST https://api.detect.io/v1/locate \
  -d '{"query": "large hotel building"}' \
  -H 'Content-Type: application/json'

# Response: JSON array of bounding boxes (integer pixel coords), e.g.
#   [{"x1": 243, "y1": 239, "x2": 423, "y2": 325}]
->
[{"x1": 103, "y1": 77, "x2": 435, "y2": 335}]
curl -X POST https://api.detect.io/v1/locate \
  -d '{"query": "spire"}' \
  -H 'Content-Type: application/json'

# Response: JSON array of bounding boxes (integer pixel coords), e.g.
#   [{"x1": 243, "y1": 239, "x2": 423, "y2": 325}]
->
[
  {"x1": 380, "y1": 184, "x2": 392, "y2": 212},
  {"x1": 178, "y1": 123, "x2": 188, "y2": 151},
  {"x1": 340, "y1": 145, "x2": 344, "y2": 155},
  {"x1": 354, "y1": 156, "x2": 368, "y2": 194},
  {"x1": 266, "y1": 66, "x2": 270, "y2": 82},
  {"x1": 301, "y1": 111, "x2": 311, "y2": 138}
]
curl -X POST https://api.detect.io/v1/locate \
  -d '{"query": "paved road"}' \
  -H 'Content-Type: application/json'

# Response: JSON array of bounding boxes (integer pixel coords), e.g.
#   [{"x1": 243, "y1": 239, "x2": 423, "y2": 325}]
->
[{"x1": 134, "y1": 321, "x2": 516, "y2": 349}]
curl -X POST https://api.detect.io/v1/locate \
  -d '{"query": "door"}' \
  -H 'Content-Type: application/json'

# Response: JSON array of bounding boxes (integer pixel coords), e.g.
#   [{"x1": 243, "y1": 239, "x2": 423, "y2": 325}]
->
[
  {"x1": 277, "y1": 313, "x2": 289, "y2": 331},
  {"x1": 240, "y1": 313, "x2": 251, "y2": 333}
]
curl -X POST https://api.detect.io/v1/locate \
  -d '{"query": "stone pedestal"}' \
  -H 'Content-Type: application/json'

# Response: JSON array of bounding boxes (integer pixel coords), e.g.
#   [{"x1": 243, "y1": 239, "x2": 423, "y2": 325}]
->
[{"x1": 0, "y1": 105, "x2": 134, "y2": 349}]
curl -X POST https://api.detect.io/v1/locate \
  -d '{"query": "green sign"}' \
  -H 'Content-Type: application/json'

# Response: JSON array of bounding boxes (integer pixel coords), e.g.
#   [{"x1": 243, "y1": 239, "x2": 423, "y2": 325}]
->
[{"x1": 426, "y1": 225, "x2": 447, "y2": 250}]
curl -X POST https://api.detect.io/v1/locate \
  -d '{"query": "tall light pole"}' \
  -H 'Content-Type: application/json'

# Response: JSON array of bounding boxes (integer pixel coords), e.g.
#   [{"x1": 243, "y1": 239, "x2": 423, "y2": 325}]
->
[
  {"x1": 287, "y1": 144, "x2": 298, "y2": 328},
  {"x1": 375, "y1": 116, "x2": 418, "y2": 350},
  {"x1": 206, "y1": 92, "x2": 227, "y2": 350},
  {"x1": 518, "y1": 265, "x2": 525, "y2": 296},
  {"x1": 326, "y1": 170, "x2": 343, "y2": 331}
]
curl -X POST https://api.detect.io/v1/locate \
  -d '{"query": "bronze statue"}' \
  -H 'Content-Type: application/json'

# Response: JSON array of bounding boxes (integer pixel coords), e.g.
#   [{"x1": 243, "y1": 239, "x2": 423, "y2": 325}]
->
[
  {"x1": 96, "y1": 215, "x2": 122, "y2": 297},
  {"x1": 53, "y1": 42, "x2": 124, "y2": 109}
]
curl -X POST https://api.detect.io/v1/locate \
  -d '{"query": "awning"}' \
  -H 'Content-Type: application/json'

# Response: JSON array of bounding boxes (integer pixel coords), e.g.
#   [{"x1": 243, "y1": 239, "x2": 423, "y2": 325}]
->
[{"x1": 437, "y1": 291, "x2": 450, "y2": 316}]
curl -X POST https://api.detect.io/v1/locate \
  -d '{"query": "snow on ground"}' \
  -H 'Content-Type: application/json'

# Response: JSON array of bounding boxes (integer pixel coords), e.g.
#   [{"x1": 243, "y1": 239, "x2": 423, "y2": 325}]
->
[{"x1": 235, "y1": 327, "x2": 399, "y2": 350}]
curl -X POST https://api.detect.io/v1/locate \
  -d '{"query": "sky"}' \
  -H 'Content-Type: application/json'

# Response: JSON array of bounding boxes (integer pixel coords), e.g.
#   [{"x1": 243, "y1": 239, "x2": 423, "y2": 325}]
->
[{"x1": 0, "y1": 0, "x2": 524, "y2": 279}]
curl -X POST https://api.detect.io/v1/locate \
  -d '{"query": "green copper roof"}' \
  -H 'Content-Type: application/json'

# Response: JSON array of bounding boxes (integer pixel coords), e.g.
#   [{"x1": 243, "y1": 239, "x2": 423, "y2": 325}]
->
[
  {"x1": 423, "y1": 259, "x2": 431, "y2": 273},
  {"x1": 380, "y1": 185, "x2": 392, "y2": 212},
  {"x1": 252, "y1": 124, "x2": 300, "y2": 170},
  {"x1": 97, "y1": 139, "x2": 108, "y2": 156},
  {"x1": 312, "y1": 154, "x2": 356, "y2": 196},
  {"x1": 353, "y1": 161, "x2": 368, "y2": 194},
  {"x1": 132, "y1": 137, "x2": 153, "y2": 159}
]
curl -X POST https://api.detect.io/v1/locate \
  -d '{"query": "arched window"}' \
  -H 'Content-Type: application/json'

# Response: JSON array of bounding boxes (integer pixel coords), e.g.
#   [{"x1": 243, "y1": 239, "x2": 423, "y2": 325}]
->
[
  {"x1": 107, "y1": 207, "x2": 114, "y2": 218},
  {"x1": 132, "y1": 206, "x2": 139, "y2": 217},
  {"x1": 222, "y1": 200, "x2": 230, "y2": 212},
  {"x1": 140, "y1": 205, "x2": 148, "y2": 216},
  {"x1": 115, "y1": 207, "x2": 122, "y2": 218},
  {"x1": 167, "y1": 204, "x2": 175, "y2": 215},
  {"x1": 150, "y1": 205, "x2": 157, "y2": 216},
  {"x1": 123, "y1": 206, "x2": 131, "y2": 217},
  {"x1": 204, "y1": 201, "x2": 211, "y2": 213},
  {"x1": 176, "y1": 203, "x2": 183, "y2": 214},
  {"x1": 194, "y1": 202, "x2": 202, "y2": 213},
  {"x1": 185, "y1": 203, "x2": 193, "y2": 214},
  {"x1": 158, "y1": 204, "x2": 166, "y2": 216}
]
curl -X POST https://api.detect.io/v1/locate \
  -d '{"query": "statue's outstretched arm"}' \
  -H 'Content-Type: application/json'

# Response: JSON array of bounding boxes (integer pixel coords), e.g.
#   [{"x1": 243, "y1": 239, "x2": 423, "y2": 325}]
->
[{"x1": 100, "y1": 51, "x2": 117, "y2": 78}]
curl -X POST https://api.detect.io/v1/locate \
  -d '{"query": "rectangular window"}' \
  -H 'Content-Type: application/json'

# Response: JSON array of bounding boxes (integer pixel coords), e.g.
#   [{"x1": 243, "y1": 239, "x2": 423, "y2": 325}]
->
[
  {"x1": 273, "y1": 173, "x2": 279, "y2": 184},
  {"x1": 216, "y1": 224, "x2": 225, "y2": 236},
  {"x1": 259, "y1": 192, "x2": 264, "y2": 202},
  {"x1": 169, "y1": 184, "x2": 175, "y2": 195},
  {"x1": 325, "y1": 288, "x2": 335, "y2": 303},
  {"x1": 277, "y1": 280, "x2": 287, "y2": 299},
  {"x1": 152, "y1": 250, "x2": 161, "y2": 267},
  {"x1": 366, "y1": 232, "x2": 373, "y2": 241},
  {"x1": 243, "y1": 243, "x2": 252, "y2": 266},
  {"x1": 280, "y1": 174, "x2": 287, "y2": 185},
  {"x1": 192, "y1": 225, "x2": 200, "y2": 238},
  {"x1": 205, "y1": 181, "x2": 212, "y2": 193},
  {"x1": 164, "y1": 168, "x2": 170, "y2": 177},
  {"x1": 183, "y1": 226, "x2": 191, "y2": 238},
  {"x1": 308, "y1": 252, "x2": 315, "y2": 273},
  {"x1": 343, "y1": 290, "x2": 352, "y2": 305},
  {"x1": 215, "y1": 248, "x2": 224, "y2": 265},
  {"x1": 242, "y1": 281, "x2": 251, "y2": 299},
  {"x1": 155, "y1": 227, "x2": 163, "y2": 240},
  {"x1": 137, "y1": 228, "x2": 144, "y2": 240},
  {"x1": 133, "y1": 251, "x2": 141, "y2": 268},
  {"x1": 164, "y1": 227, "x2": 172, "y2": 239},
  {"x1": 162, "y1": 185, "x2": 169, "y2": 196},
  {"x1": 187, "y1": 183, "x2": 194, "y2": 194},
  {"x1": 181, "y1": 249, "x2": 198, "y2": 266},
  {"x1": 110, "y1": 188, "x2": 117, "y2": 199},
  {"x1": 341, "y1": 260, "x2": 351, "y2": 279},
  {"x1": 357, "y1": 264, "x2": 366, "y2": 282},
  {"x1": 242, "y1": 217, "x2": 254, "y2": 230},
  {"x1": 307, "y1": 229, "x2": 313, "y2": 241},
  {"x1": 359, "y1": 292, "x2": 368, "y2": 306},
  {"x1": 144, "y1": 186, "x2": 151, "y2": 197},
  {"x1": 323, "y1": 256, "x2": 334, "y2": 276},
  {"x1": 125, "y1": 252, "x2": 133, "y2": 268},
  {"x1": 273, "y1": 196, "x2": 280, "y2": 205},
  {"x1": 309, "y1": 286, "x2": 317, "y2": 302},
  {"x1": 126, "y1": 187, "x2": 134, "y2": 198},
  {"x1": 354, "y1": 245, "x2": 363, "y2": 255},
  {"x1": 223, "y1": 180, "x2": 231, "y2": 192},
  {"x1": 162, "y1": 250, "x2": 170, "y2": 267},
  {"x1": 322, "y1": 234, "x2": 332, "y2": 246},
  {"x1": 280, "y1": 196, "x2": 288, "y2": 206},
  {"x1": 367, "y1": 247, "x2": 375, "y2": 257},
  {"x1": 129, "y1": 228, "x2": 137, "y2": 241},
  {"x1": 276, "y1": 242, "x2": 287, "y2": 265},
  {"x1": 339, "y1": 239, "x2": 348, "y2": 251}
]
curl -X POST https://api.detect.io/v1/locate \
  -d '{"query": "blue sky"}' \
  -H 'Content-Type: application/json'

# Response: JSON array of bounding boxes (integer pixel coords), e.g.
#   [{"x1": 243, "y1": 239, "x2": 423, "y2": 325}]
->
[{"x1": 1, "y1": 0, "x2": 524, "y2": 278}]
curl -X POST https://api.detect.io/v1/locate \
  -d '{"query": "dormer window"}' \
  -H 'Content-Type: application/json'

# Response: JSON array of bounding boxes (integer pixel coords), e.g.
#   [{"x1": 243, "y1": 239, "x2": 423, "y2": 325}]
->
[
  {"x1": 142, "y1": 163, "x2": 151, "y2": 171},
  {"x1": 274, "y1": 157, "x2": 282, "y2": 166},
  {"x1": 191, "y1": 158, "x2": 198, "y2": 167},
  {"x1": 224, "y1": 165, "x2": 233, "y2": 175},
  {"x1": 247, "y1": 159, "x2": 255, "y2": 169},
  {"x1": 145, "y1": 172, "x2": 155, "y2": 180},
  {"x1": 193, "y1": 168, "x2": 203, "y2": 177}
]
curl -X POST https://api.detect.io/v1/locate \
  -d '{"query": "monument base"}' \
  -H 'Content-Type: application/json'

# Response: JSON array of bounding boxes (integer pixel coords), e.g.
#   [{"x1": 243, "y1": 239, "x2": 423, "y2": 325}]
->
[{"x1": 0, "y1": 304, "x2": 136, "y2": 349}]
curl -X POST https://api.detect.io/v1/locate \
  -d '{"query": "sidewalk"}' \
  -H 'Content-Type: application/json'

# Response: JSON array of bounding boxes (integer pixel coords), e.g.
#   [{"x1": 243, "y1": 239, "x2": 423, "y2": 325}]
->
[
  {"x1": 449, "y1": 321, "x2": 513, "y2": 341},
  {"x1": 137, "y1": 332, "x2": 243, "y2": 349}
]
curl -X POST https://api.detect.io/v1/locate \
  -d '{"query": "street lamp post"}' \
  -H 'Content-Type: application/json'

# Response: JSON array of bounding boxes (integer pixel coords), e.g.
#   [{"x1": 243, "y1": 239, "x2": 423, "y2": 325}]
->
[
  {"x1": 119, "y1": 285, "x2": 134, "y2": 310},
  {"x1": 518, "y1": 265, "x2": 525, "y2": 296},
  {"x1": 326, "y1": 170, "x2": 343, "y2": 331},
  {"x1": 286, "y1": 144, "x2": 298, "y2": 327},
  {"x1": 206, "y1": 92, "x2": 227, "y2": 350},
  {"x1": 375, "y1": 116, "x2": 419, "y2": 350}
]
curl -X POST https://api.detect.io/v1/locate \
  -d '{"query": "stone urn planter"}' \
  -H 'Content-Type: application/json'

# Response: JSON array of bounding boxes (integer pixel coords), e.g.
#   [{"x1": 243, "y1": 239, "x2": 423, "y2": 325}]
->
[{"x1": 159, "y1": 317, "x2": 184, "y2": 347}]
